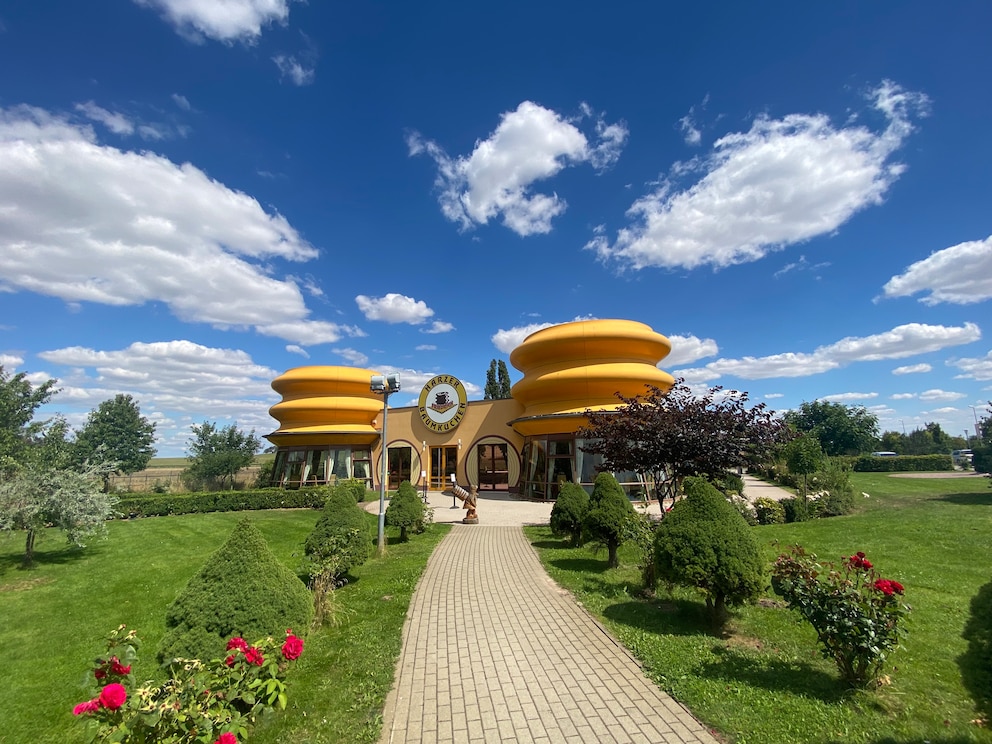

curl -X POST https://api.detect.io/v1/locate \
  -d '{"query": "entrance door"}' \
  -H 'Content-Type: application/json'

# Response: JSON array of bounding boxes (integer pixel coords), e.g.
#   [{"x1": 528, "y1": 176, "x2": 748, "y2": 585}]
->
[
  {"x1": 477, "y1": 443, "x2": 508, "y2": 490},
  {"x1": 388, "y1": 446, "x2": 412, "y2": 490},
  {"x1": 429, "y1": 446, "x2": 457, "y2": 490}
]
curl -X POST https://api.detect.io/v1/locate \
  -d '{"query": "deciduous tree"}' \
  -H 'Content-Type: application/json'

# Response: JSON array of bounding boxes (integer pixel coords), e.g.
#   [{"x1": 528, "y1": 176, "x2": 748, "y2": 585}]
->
[
  {"x1": 0, "y1": 364, "x2": 58, "y2": 470},
  {"x1": 578, "y1": 381, "x2": 785, "y2": 505},
  {"x1": 784, "y1": 401, "x2": 879, "y2": 456},
  {"x1": 183, "y1": 422, "x2": 260, "y2": 490},
  {"x1": 0, "y1": 459, "x2": 118, "y2": 567},
  {"x1": 74, "y1": 394, "x2": 156, "y2": 488}
]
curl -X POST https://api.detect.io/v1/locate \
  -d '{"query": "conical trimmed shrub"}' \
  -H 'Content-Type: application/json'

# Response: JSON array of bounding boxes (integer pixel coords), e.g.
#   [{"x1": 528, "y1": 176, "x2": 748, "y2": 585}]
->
[
  {"x1": 158, "y1": 517, "x2": 313, "y2": 662},
  {"x1": 550, "y1": 482, "x2": 589, "y2": 547},
  {"x1": 583, "y1": 472, "x2": 635, "y2": 568},
  {"x1": 304, "y1": 482, "x2": 373, "y2": 575}
]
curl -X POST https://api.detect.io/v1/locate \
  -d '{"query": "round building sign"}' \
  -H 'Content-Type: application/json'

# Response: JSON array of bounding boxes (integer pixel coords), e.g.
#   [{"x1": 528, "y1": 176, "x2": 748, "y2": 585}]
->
[{"x1": 418, "y1": 374, "x2": 468, "y2": 433}]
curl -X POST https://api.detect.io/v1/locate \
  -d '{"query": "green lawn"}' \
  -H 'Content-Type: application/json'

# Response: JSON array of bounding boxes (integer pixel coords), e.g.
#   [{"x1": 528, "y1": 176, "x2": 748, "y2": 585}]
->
[
  {"x1": 527, "y1": 472, "x2": 992, "y2": 744},
  {"x1": 0, "y1": 509, "x2": 449, "y2": 744}
]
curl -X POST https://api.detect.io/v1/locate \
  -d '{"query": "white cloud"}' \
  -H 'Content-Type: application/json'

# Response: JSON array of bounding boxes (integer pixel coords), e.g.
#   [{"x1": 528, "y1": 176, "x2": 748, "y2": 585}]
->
[
  {"x1": 672, "y1": 367, "x2": 722, "y2": 385},
  {"x1": 773, "y1": 255, "x2": 831, "y2": 279},
  {"x1": 285, "y1": 344, "x2": 309, "y2": 357},
  {"x1": 355, "y1": 293, "x2": 434, "y2": 324},
  {"x1": 75, "y1": 101, "x2": 135, "y2": 135},
  {"x1": 891, "y1": 393, "x2": 916, "y2": 400},
  {"x1": 409, "y1": 101, "x2": 627, "y2": 236},
  {"x1": 893, "y1": 363, "x2": 931, "y2": 375},
  {"x1": 679, "y1": 114, "x2": 701, "y2": 146},
  {"x1": 764, "y1": 393, "x2": 784, "y2": 399},
  {"x1": 422, "y1": 321, "x2": 454, "y2": 334},
  {"x1": 664, "y1": 333, "x2": 719, "y2": 367},
  {"x1": 587, "y1": 81, "x2": 929, "y2": 271},
  {"x1": 134, "y1": 0, "x2": 292, "y2": 43},
  {"x1": 334, "y1": 348, "x2": 369, "y2": 366},
  {"x1": 273, "y1": 54, "x2": 315, "y2": 86},
  {"x1": 0, "y1": 353, "x2": 24, "y2": 369},
  {"x1": 819, "y1": 392, "x2": 879, "y2": 402},
  {"x1": 0, "y1": 105, "x2": 350, "y2": 346},
  {"x1": 690, "y1": 322, "x2": 980, "y2": 380},
  {"x1": 415, "y1": 344, "x2": 437, "y2": 351},
  {"x1": 172, "y1": 93, "x2": 191, "y2": 111},
  {"x1": 881, "y1": 235, "x2": 992, "y2": 305},
  {"x1": 37, "y1": 340, "x2": 281, "y2": 453},
  {"x1": 491, "y1": 322, "x2": 557, "y2": 354},
  {"x1": 371, "y1": 365, "x2": 482, "y2": 399},
  {"x1": 949, "y1": 350, "x2": 992, "y2": 381},
  {"x1": 918, "y1": 388, "x2": 966, "y2": 402}
]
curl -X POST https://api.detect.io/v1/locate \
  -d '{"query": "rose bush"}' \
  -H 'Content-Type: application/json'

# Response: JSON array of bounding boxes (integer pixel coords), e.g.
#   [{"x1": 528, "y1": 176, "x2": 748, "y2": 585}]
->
[
  {"x1": 73, "y1": 624, "x2": 304, "y2": 743},
  {"x1": 771, "y1": 545, "x2": 910, "y2": 688}
]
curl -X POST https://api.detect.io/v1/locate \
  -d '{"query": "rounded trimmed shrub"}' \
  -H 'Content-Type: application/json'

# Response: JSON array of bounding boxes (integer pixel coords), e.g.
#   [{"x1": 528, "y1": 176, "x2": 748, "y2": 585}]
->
[
  {"x1": 385, "y1": 480, "x2": 425, "y2": 541},
  {"x1": 158, "y1": 517, "x2": 313, "y2": 663},
  {"x1": 753, "y1": 497, "x2": 786, "y2": 525},
  {"x1": 550, "y1": 482, "x2": 589, "y2": 547},
  {"x1": 583, "y1": 472, "x2": 636, "y2": 568},
  {"x1": 654, "y1": 476, "x2": 764, "y2": 625}
]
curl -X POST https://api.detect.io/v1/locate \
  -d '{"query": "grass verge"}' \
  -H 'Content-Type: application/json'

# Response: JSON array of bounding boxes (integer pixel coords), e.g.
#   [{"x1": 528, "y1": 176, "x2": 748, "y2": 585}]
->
[
  {"x1": 526, "y1": 472, "x2": 992, "y2": 744},
  {"x1": 1, "y1": 510, "x2": 449, "y2": 744}
]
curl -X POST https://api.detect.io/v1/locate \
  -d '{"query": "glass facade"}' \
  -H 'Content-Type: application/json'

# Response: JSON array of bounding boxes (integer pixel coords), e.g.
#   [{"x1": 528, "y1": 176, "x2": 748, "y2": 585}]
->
[
  {"x1": 271, "y1": 446, "x2": 372, "y2": 488},
  {"x1": 520, "y1": 435, "x2": 648, "y2": 500}
]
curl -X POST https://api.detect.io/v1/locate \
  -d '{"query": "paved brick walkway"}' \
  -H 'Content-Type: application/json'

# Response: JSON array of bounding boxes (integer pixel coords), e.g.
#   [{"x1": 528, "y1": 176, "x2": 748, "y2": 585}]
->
[{"x1": 379, "y1": 525, "x2": 720, "y2": 744}]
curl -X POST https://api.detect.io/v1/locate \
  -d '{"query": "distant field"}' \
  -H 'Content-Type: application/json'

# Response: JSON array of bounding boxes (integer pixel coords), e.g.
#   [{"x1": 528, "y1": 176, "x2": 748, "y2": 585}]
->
[{"x1": 145, "y1": 453, "x2": 275, "y2": 469}]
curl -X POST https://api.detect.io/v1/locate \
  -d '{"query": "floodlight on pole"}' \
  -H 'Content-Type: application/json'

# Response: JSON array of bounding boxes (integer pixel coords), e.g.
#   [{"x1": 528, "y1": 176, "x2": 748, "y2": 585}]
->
[{"x1": 371, "y1": 373, "x2": 400, "y2": 556}]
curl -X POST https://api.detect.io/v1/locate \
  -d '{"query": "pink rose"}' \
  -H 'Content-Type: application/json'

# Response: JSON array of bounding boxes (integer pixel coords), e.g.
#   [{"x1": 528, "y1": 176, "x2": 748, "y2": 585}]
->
[
  {"x1": 282, "y1": 633, "x2": 304, "y2": 661},
  {"x1": 214, "y1": 733, "x2": 238, "y2": 744},
  {"x1": 72, "y1": 699, "x2": 100, "y2": 716},
  {"x1": 245, "y1": 647, "x2": 264, "y2": 666},
  {"x1": 99, "y1": 683, "x2": 127, "y2": 711}
]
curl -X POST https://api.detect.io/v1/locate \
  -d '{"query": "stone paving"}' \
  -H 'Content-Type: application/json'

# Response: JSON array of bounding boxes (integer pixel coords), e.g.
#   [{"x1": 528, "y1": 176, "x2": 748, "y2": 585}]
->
[{"x1": 377, "y1": 495, "x2": 721, "y2": 744}]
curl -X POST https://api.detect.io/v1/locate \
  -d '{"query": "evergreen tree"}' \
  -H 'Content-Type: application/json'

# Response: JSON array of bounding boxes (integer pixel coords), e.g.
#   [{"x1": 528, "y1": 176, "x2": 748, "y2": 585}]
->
[
  {"x1": 484, "y1": 360, "x2": 499, "y2": 400},
  {"x1": 497, "y1": 360, "x2": 512, "y2": 398}
]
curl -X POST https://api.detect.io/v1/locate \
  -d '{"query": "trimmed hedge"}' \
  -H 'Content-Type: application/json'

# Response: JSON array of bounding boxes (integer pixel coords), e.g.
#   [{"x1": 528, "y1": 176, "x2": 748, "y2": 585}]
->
[
  {"x1": 115, "y1": 487, "x2": 329, "y2": 518},
  {"x1": 852, "y1": 454, "x2": 953, "y2": 472}
]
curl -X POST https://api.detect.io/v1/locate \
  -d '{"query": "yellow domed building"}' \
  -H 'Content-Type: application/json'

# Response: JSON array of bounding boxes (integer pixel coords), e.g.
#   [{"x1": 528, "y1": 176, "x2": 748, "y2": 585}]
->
[{"x1": 266, "y1": 319, "x2": 674, "y2": 500}]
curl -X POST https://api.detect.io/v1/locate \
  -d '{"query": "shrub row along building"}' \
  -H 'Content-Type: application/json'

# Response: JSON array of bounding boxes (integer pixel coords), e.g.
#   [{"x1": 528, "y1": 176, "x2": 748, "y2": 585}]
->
[{"x1": 265, "y1": 319, "x2": 674, "y2": 500}]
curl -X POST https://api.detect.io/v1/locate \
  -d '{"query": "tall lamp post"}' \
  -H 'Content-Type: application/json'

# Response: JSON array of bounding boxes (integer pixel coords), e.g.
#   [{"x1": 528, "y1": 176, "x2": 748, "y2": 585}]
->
[{"x1": 371, "y1": 373, "x2": 401, "y2": 556}]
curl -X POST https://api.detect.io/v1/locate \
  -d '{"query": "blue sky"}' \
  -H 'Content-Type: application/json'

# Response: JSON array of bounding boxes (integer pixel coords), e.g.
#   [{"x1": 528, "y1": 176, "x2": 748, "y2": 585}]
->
[{"x1": 1, "y1": 1, "x2": 990, "y2": 457}]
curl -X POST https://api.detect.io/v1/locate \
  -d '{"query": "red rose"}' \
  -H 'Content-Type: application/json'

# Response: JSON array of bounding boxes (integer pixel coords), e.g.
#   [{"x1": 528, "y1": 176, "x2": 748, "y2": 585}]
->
[
  {"x1": 225, "y1": 654, "x2": 237, "y2": 667},
  {"x1": 214, "y1": 732, "x2": 238, "y2": 744},
  {"x1": 73, "y1": 699, "x2": 100, "y2": 716},
  {"x1": 862, "y1": 558, "x2": 873, "y2": 569},
  {"x1": 874, "y1": 579, "x2": 895, "y2": 596},
  {"x1": 282, "y1": 633, "x2": 304, "y2": 661},
  {"x1": 94, "y1": 668, "x2": 107, "y2": 680},
  {"x1": 99, "y1": 683, "x2": 127, "y2": 711},
  {"x1": 110, "y1": 658, "x2": 131, "y2": 675},
  {"x1": 891, "y1": 580, "x2": 905, "y2": 594},
  {"x1": 245, "y1": 647, "x2": 264, "y2": 666},
  {"x1": 226, "y1": 637, "x2": 249, "y2": 652}
]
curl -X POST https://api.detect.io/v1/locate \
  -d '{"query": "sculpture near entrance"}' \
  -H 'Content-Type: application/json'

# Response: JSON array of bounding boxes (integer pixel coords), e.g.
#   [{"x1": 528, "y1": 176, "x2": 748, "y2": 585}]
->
[{"x1": 452, "y1": 484, "x2": 479, "y2": 524}]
